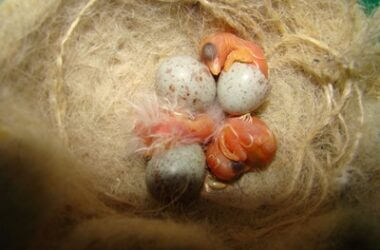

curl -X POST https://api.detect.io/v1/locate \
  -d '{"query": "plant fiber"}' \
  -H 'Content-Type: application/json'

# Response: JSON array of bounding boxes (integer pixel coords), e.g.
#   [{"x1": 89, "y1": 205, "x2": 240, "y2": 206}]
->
[{"x1": 0, "y1": 0, "x2": 379, "y2": 249}]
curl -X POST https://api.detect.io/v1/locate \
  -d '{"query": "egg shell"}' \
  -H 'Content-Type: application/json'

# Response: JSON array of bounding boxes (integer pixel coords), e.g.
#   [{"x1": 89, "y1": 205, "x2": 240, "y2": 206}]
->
[
  {"x1": 145, "y1": 144, "x2": 206, "y2": 203},
  {"x1": 155, "y1": 56, "x2": 216, "y2": 111},
  {"x1": 217, "y1": 62, "x2": 271, "y2": 115}
]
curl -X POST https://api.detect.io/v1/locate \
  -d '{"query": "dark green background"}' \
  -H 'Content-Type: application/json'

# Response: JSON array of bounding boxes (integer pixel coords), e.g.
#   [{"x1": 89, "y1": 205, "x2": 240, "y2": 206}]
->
[{"x1": 360, "y1": 0, "x2": 379, "y2": 14}]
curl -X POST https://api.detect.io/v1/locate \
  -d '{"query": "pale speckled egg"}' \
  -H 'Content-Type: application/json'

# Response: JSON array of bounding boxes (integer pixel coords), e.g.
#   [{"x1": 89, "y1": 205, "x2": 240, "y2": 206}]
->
[
  {"x1": 217, "y1": 62, "x2": 271, "y2": 115},
  {"x1": 155, "y1": 56, "x2": 216, "y2": 111},
  {"x1": 145, "y1": 144, "x2": 206, "y2": 203}
]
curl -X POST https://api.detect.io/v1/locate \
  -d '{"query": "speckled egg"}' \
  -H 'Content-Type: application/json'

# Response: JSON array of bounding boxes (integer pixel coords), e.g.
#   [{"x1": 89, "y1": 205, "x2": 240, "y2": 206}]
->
[
  {"x1": 145, "y1": 144, "x2": 206, "y2": 203},
  {"x1": 155, "y1": 56, "x2": 216, "y2": 111},
  {"x1": 217, "y1": 62, "x2": 271, "y2": 115}
]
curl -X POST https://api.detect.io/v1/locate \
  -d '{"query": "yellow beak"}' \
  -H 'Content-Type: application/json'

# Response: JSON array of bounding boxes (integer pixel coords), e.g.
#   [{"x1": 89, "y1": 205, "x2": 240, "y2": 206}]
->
[{"x1": 209, "y1": 59, "x2": 221, "y2": 75}]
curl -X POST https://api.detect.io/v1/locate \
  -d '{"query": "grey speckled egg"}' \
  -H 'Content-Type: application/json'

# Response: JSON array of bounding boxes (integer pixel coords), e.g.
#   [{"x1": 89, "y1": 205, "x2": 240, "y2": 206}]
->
[
  {"x1": 146, "y1": 144, "x2": 206, "y2": 203},
  {"x1": 217, "y1": 62, "x2": 271, "y2": 115},
  {"x1": 155, "y1": 56, "x2": 216, "y2": 111}
]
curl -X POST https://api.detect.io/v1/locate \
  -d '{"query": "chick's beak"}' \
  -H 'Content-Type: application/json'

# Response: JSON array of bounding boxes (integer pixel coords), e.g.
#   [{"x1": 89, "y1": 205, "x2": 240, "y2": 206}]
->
[{"x1": 208, "y1": 59, "x2": 221, "y2": 75}]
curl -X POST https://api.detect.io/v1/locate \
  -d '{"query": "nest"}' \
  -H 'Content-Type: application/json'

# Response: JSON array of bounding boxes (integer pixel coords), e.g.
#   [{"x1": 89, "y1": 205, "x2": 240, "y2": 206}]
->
[{"x1": 0, "y1": 0, "x2": 379, "y2": 249}]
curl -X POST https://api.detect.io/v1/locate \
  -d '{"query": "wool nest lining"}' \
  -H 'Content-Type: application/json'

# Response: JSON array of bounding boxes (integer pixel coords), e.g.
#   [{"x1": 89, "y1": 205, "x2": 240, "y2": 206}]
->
[{"x1": 1, "y1": 0, "x2": 380, "y2": 249}]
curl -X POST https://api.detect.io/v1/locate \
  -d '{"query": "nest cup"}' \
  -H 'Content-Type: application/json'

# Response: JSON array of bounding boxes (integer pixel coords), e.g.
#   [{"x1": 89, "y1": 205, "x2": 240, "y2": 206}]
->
[{"x1": 0, "y1": 0, "x2": 379, "y2": 249}]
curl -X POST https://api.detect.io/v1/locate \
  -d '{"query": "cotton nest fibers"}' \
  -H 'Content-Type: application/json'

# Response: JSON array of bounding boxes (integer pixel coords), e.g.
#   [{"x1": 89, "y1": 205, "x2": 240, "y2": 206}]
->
[
  {"x1": 217, "y1": 62, "x2": 271, "y2": 115},
  {"x1": 155, "y1": 56, "x2": 216, "y2": 111}
]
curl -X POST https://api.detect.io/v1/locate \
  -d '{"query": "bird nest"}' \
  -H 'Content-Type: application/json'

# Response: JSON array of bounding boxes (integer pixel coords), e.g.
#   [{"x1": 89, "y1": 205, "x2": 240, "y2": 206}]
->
[{"x1": 0, "y1": 0, "x2": 379, "y2": 249}]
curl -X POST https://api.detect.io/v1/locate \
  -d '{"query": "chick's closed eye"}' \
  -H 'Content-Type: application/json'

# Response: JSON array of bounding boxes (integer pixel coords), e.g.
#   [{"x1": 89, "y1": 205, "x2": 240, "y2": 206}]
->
[{"x1": 202, "y1": 43, "x2": 217, "y2": 61}]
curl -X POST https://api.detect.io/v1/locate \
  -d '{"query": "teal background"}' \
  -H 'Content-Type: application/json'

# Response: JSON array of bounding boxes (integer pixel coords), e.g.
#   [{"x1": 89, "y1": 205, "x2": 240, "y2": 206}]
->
[{"x1": 360, "y1": 0, "x2": 380, "y2": 14}]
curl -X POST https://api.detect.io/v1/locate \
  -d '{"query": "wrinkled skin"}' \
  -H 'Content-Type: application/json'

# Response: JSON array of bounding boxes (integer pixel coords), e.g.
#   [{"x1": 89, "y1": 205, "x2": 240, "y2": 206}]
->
[
  {"x1": 200, "y1": 32, "x2": 268, "y2": 78},
  {"x1": 134, "y1": 110, "x2": 215, "y2": 156},
  {"x1": 206, "y1": 115, "x2": 276, "y2": 181}
]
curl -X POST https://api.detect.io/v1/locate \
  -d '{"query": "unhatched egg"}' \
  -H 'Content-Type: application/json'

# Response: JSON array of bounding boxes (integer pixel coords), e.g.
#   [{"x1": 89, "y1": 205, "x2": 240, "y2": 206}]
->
[
  {"x1": 145, "y1": 144, "x2": 206, "y2": 203},
  {"x1": 155, "y1": 56, "x2": 216, "y2": 111},
  {"x1": 217, "y1": 62, "x2": 271, "y2": 115}
]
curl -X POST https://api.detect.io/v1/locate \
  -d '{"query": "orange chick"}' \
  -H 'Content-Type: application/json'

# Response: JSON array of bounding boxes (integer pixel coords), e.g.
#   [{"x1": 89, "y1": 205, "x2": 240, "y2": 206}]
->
[
  {"x1": 200, "y1": 32, "x2": 268, "y2": 78},
  {"x1": 206, "y1": 114, "x2": 276, "y2": 181},
  {"x1": 134, "y1": 110, "x2": 215, "y2": 157}
]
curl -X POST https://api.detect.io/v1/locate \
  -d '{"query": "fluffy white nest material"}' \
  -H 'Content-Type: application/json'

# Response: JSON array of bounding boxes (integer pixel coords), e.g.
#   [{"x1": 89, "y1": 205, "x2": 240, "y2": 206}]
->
[{"x1": 0, "y1": 0, "x2": 379, "y2": 249}]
